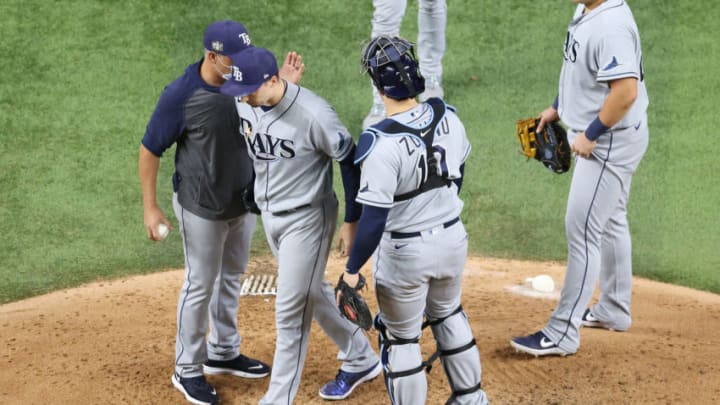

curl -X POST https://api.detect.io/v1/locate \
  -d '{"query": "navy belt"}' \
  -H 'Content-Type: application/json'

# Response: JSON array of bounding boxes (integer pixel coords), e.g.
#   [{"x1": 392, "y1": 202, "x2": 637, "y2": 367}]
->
[
  {"x1": 273, "y1": 203, "x2": 311, "y2": 216},
  {"x1": 390, "y1": 217, "x2": 460, "y2": 239}
]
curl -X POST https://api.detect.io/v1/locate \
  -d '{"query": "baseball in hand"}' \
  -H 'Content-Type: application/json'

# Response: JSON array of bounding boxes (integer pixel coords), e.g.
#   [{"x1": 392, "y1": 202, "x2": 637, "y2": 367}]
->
[{"x1": 157, "y1": 223, "x2": 169, "y2": 240}]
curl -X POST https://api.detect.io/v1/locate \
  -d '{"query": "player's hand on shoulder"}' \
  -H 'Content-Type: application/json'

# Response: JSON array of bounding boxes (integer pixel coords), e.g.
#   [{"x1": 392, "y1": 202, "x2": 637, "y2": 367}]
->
[
  {"x1": 536, "y1": 106, "x2": 560, "y2": 134},
  {"x1": 279, "y1": 52, "x2": 305, "y2": 85}
]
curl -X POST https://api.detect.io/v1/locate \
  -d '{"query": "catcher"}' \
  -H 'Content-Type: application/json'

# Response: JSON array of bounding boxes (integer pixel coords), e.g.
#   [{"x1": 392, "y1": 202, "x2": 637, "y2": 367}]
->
[
  {"x1": 516, "y1": 117, "x2": 571, "y2": 173},
  {"x1": 337, "y1": 35, "x2": 489, "y2": 405}
]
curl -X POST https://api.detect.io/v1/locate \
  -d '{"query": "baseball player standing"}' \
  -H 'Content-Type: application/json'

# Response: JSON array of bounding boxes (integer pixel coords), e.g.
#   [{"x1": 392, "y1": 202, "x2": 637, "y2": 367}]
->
[
  {"x1": 363, "y1": 0, "x2": 447, "y2": 128},
  {"x1": 511, "y1": 0, "x2": 649, "y2": 356},
  {"x1": 340, "y1": 36, "x2": 489, "y2": 405},
  {"x1": 138, "y1": 21, "x2": 304, "y2": 405},
  {"x1": 219, "y1": 47, "x2": 381, "y2": 404}
]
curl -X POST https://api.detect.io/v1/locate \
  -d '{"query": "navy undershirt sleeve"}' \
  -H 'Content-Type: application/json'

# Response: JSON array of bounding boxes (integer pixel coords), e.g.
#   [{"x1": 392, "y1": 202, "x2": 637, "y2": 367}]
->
[
  {"x1": 453, "y1": 163, "x2": 465, "y2": 193},
  {"x1": 141, "y1": 85, "x2": 187, "y2": 157},
  {"x1": 345, "y1": 205, "x2": 390, "y2": 274},
  {"x1": 339, "y1": 144, "x2": 363, "y2": 222}
]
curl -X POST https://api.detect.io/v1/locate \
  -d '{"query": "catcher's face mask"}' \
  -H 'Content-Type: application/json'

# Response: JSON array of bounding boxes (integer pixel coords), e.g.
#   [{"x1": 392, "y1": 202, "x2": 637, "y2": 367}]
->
[{"x1": 361, "y1": 35, "x2": 425, "y2": 100}]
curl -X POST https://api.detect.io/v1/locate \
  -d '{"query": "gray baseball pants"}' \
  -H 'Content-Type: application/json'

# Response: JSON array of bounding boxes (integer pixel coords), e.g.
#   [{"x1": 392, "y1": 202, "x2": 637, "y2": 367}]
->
[
  {"x1": 259, "y1": 193, "x2": 378, "y2": 405},
  {"x1": 543, "y1": 117, "x2": 649, "y2": 353},
  {"x1": 172, "y1": 194, "x2": 257, "y2": 377}
]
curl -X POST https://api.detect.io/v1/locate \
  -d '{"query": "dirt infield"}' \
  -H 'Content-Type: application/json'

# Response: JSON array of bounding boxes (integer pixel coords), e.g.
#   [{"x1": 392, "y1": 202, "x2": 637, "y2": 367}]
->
[{"x1": 1, "y1": 256, "x2": 719, "y2": 404}]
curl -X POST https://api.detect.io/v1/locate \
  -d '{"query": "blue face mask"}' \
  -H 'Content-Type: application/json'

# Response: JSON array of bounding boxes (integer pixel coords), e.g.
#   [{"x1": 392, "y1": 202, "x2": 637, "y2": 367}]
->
[{"x1": 212, "y1": 52, "x2": 233, "y2": 80}]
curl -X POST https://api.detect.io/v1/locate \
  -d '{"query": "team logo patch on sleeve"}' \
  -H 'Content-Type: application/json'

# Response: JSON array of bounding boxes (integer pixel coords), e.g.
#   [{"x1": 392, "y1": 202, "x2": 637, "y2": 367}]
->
[{"x1": 603, "y1": 56, "x2": 621, "y2": 71}]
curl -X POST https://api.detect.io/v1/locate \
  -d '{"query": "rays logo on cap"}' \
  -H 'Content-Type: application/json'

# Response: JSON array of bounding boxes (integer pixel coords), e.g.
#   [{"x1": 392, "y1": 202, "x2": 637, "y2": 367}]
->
[
  {"x1": 232, "y1": 66, "x2": 243, "y2": 82},
  {"x1": 239, "y1": 32, "x2": 251, "y2": 46},
  {"x1": 212, "y1": 41, "x2": 223, "y2": 52}
]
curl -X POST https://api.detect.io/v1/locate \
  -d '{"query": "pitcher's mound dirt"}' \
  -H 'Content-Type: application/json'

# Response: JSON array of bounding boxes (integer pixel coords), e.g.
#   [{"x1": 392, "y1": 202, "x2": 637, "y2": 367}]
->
[{"x1": 1, "y1": 256, "x2": 719, "y2": 404}]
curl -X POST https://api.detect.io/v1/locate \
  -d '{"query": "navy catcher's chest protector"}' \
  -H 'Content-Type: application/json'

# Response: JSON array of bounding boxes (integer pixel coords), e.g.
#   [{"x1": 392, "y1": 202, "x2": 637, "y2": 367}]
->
[{"x1": 369, "y1": 98, "x2": 452, "y2": 202}]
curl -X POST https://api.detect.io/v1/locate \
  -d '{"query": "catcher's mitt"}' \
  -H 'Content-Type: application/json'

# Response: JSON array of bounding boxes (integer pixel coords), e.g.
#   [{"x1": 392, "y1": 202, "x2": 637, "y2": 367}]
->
[
  {"x1": 335, "y1": 273, "x2": 372, "y2": 330},
  {"x1": 516, "y1": 118, "x2": 571, "y2": 174}
]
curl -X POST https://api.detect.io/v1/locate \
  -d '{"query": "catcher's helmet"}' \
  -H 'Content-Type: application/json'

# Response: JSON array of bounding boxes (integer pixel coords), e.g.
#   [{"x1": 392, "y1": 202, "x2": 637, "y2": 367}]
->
[{"x1": 361, "y1": 35, "x2": 425, "y2": 100}]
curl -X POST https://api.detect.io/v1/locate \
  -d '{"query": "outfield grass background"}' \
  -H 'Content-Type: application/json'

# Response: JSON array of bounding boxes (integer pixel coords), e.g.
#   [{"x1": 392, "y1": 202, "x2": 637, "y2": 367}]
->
[{"x1": 1, "y1": 0, "x2": 718, "y2": 303}]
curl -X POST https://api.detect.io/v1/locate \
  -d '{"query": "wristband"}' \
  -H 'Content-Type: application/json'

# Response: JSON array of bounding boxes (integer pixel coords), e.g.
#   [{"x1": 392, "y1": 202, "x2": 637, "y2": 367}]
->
[
  {"x1": 552, "y1": 96, "x2": 559, "y2": 110},
  {"x1": 585, "y1": 116, "x2": 609, "y2": 141}
]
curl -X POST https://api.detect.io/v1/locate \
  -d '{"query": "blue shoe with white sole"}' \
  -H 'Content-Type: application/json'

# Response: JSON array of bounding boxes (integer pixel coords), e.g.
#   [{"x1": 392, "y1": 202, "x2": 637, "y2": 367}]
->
[
  {"x1": 510, "y1": 330, "x2": 572, "y2": 357},
  {"x1": 318, "y1": 362, "x2": 382, "y2": 400}
]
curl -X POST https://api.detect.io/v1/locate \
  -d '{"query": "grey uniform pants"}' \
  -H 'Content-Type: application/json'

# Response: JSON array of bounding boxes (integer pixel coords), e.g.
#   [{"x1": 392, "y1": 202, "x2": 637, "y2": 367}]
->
[
  {"x1": 544, "y1": 118, "x2": 649, "y2": 353},
  {"x1": 172, "y1": 194, "x2": 257, "y2": 377},
  {"x1": 371, "y1": 0, "x2": 446, "y2": 78},
  {"x1": 374, "y1": 221, "x2": 488, "y2": 405},
  {"x1": 259, "y1": 194, "x2": 378, "y2": 405}
]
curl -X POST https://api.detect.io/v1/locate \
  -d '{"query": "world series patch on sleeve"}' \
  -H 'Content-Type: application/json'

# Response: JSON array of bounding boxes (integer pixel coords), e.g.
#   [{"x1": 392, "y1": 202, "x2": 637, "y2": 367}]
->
[{"x1": 515, "y1": 118, "x2": 571, "y2": 174}]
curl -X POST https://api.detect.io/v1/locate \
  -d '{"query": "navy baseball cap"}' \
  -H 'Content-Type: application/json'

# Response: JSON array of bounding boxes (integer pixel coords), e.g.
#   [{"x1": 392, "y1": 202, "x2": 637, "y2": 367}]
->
[
  {"x1": 220, "y1": 47, "x2": 279, "y2": 97},
  {"x1": 203, "y1": 20, "x2": 252, "y2": 55}
]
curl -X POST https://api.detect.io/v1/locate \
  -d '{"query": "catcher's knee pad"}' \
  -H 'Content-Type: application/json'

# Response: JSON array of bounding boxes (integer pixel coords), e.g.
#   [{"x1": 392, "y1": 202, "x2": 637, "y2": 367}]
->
[
  {"x1": 374, "y1": 315, "x2": 427, "y2": 404},
  {"x1": 426, "y1": 306, "x2": 484, "y2": 404}
]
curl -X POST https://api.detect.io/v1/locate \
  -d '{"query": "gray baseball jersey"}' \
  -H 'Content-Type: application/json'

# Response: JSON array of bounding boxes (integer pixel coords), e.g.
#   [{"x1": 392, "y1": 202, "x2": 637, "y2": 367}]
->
[
  {"x1": 235, "y1": 82, "x2": 379, "y2": 405},
  {"x1": 356, "y1": 104, "x2": 468, "y2": 230},
  {"x1": 558, "y1": 0, "x2": 648, "y2": 131},
  {"x1": 237, "y1": 82, "x2": 354, "y2": 213},
  {"x1": 357, "y1": 100, "x2": 488, "y2": 405},
  {"x1": 543, "y1": 0, "x2": 650, "y2": 354}
]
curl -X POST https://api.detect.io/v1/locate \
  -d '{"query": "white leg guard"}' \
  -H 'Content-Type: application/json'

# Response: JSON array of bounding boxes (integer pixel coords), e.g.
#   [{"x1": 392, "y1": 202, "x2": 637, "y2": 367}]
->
[
  {"x1": 375, "y1": 315, "x2": 428, "y2": 405},
  {"x1": 427, "y1": 306, "x2": 489, "y2": 405}
]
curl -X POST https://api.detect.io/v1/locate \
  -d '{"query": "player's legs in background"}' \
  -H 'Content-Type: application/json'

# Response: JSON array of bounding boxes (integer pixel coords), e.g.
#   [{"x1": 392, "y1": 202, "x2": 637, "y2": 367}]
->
[
  {"x1": 207, "y1": 213, "x2": 257, "y2": 359},
  {"x1": 426, "y1": 223, "x2": 488, "y2": 405},
  {"x1": 363, "y1": 0, "x2": 408, "y2": 129},
  {"x1": 367, "y1": 0, "x2": 406, "y2": 113},
  {"x1": 370, "y1": 0, "x2": 405, "y2": 45},
  {"x1": 543, "y1": 156, "x2": 625, "y2": 354},
  {"x1": 172, "y1": 194, "x2": 227, "y2": 378},
  {"x1": 417, "y1": 0, "x2": 447, "y2": 101}
]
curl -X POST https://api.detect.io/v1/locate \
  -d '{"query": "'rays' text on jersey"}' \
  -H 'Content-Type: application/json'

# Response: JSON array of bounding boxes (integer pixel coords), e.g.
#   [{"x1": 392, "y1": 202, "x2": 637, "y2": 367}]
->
[
  {"x1": 563, "y1": 31, "x2": 579, "y2": 63},
  {"x1": 248, "y1": 133, "x2": 296, "y2": 161}
]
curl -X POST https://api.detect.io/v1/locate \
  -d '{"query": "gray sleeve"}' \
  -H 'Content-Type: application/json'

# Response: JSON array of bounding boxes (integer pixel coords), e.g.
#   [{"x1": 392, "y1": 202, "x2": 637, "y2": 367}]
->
[
  {"x1": 309, "y1": 100, "x2": 354, "y2": 161},
  {"x1": 595, "y1": 26, "x2": 641, "y2": 82},
  {"x1": 356, "y1": 141, "x2": 400, "y2": 208}
]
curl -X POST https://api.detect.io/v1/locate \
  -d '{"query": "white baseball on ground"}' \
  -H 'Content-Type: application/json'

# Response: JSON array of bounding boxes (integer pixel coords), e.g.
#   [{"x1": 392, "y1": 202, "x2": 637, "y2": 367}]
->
[
  {"x1": 157, "y1": 223, "x2": 169, "y2": 240},
  {"x1": 531, "y1": 274, "x2": 555, "y2": 293}
]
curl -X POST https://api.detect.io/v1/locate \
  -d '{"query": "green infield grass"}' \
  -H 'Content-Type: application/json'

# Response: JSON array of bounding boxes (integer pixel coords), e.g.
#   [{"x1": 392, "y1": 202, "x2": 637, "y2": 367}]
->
[{"x1": 1, "y1": 0, "x2": 718, "y2": 303}]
